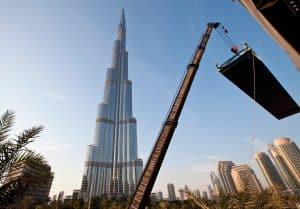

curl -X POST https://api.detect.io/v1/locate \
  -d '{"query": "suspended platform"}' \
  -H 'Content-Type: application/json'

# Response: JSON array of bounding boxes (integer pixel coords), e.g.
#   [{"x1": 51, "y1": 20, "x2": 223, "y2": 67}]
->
[{"x1": 217, "y1": 47, "x2": 300, "y2": 120}]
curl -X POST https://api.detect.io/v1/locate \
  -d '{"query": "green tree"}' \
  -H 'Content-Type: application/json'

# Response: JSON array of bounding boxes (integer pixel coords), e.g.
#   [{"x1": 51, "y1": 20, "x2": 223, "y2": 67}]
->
[{"x1": 0, "y1": 110, "x2": 52, "y2": 208}]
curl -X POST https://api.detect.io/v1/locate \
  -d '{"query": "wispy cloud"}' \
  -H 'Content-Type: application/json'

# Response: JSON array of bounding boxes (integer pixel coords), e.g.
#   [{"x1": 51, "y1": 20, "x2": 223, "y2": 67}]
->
[
  {"x1": 43, "y1": 93, "x2": 65, "y2": 101},
  {"x1": 192, "y1": 164, "x2": 215, "y2": 173}
]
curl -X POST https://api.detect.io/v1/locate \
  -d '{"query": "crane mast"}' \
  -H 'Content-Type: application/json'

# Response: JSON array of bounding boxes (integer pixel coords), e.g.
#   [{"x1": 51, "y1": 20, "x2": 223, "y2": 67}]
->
[{"x1": 128, "y1": 22, "x2": 219, "y2": 209}]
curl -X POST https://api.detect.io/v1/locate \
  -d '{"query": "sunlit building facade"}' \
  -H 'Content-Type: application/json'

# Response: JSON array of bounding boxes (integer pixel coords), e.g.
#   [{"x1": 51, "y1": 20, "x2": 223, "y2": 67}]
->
[
  {"x1": 207, "y1": 185, "x2": 215, "y2": 200},
  {"x1": 231, "y1": 164, "x2": 263, "y2": 193},
  {"x1": 218, "y1": 161, "x2": 237, "y2": 194},
  {"x1": 268, "y1": 138, "x2": 300, "y2": 194},
  {"x1": 80, "y1": 10, "x2": 143, "y2": 198},
  {"x1": 210, "y1": 171, "x2": 223, "y2": 196},
  {"x1": 5, "y1": 162, "x2": 53, "y2": 205},
  {"x1": 254, "y1": 152, "x2": 286, "y2": 190}
]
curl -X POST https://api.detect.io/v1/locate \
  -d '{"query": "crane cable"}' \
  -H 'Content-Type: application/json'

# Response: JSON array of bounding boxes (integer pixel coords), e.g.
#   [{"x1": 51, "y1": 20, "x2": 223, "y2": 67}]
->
[
  {"x1": 216, "y1": 22, "x2": 258, "y2": 166},
  {"x1": 216, "y1": 23, "x2": 257, "y2": 165},
  {"x1": 248, "y1": 30, "x2": 263, "y2": 167},
  {"x1": 216, "y1": 24, "x2": 239, "y2": 54}
]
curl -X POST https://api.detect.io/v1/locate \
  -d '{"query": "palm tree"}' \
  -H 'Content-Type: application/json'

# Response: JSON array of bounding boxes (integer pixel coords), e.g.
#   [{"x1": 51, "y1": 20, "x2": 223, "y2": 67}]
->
[{"x1": 0, "y1": 110, "x2": 53, "y2": 208}]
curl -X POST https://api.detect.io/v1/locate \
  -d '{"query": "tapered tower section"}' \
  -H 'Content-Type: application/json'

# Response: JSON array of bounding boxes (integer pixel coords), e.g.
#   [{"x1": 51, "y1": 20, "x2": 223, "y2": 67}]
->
[{"x1": 80, "y1": 10, "x2": 143, "y2": 198}]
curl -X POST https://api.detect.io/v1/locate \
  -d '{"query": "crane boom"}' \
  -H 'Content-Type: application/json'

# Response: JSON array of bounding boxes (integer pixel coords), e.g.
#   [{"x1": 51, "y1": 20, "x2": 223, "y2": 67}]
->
[{"x1": 127, "y1": 22, "x2": 219, "y2": 209}]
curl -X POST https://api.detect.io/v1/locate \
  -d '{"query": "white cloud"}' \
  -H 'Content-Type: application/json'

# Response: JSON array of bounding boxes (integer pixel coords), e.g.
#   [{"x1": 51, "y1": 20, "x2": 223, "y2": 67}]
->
[{"x1": 43, "y1": 93, "x2": 65, "y2": 101}]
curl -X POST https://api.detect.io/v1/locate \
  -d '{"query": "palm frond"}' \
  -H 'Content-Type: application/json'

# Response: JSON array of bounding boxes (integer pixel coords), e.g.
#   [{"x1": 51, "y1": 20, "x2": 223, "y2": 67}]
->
[
  {"x1": 185, "y1": 190, "x2": 213, "y2": 209},
  {"x1": 0, "y1": 110, "x2": 15, "y2": 143},
  {"x1": 1, "y1": 125, "x2": 43, "y2": 176},
  {"x1": 0, "y1": 178, "x2": 25, "y2": 208},
  {"x1": 0, "y1": 110, "x2": 49, "y2": 208},
  {"x1": 0, "y1": 153, "x2": 52, "y2": 208},
  {"x1": 14, "y1": 125, "x2": 44, "y2": 147},
  {"x1": 9, "y1": 151, "x2": 46, "y2": 171},
  {"x1": 0, "y1": 141, "x2": 16, "y2": 176}
]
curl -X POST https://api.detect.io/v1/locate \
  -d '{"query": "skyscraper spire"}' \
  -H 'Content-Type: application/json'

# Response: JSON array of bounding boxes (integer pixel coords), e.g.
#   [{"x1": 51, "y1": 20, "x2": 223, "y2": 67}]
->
[
  {"x1": 80, "y1": 10, "x2": 143, "y2": 198},
  {"x1": 120, "y1": 8, "x2": 125, "y2": 25},
  {"x1": 117, "y1": 9, "x2": 126, "y2": 50}
]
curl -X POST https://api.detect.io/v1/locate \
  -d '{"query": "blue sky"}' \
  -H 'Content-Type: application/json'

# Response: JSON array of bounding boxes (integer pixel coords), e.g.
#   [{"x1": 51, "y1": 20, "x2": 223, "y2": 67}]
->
[{"x1": 0, "y1": 0, "x2": 299, "y2": 198}]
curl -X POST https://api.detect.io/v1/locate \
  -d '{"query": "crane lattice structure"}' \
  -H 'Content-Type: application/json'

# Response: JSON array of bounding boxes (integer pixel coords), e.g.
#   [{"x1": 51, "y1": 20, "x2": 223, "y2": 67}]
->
[{"x1": 127, "y1": 22, "x2": 220, "y2": 209}]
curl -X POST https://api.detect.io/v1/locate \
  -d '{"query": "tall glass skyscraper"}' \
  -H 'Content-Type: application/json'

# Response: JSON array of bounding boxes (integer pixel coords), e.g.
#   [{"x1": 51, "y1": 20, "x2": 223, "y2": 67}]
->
[
  {"x1": 254, "y1": 152, "x2": 286, "y2": 190},
  {"x1": 167, "y1": 183, "x2": 176, "y2": 201},
  {"x1": 210, "y1": 171, "x2": 223, "y2": 196},
  {"x1": 80, "y1": 10, "x2": 143, "y2": 198},
  {"x1": 218, "y1": 161, "x2": 237, "y2": 194},
  {"x1": 268, "y1": 138, "x2": 300, "y2": 194}
]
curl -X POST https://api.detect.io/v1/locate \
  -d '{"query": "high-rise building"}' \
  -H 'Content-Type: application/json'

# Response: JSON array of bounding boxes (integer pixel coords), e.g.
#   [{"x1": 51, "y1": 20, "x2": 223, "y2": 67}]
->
[
  {"x1": 72, "y1": 189, "x2": 81, "y2": 200},
  {"x1": 52, "y1": 195, "x2": 57, "y2": 202},
  {"x1": 231, "y1": 164, "x2": 263, "y2": 193},
  {"x1": 207, "y1": 185, "x2": 215, "y2": 200},
  {"x1": 150, "y1": 191, "x2": 162, "y2": 201},
  {"x1": 273, "y1": 138, "x2": 300, "y2": 184},
  {"x1": 210, "y1": 171, "x2": 223, "y2": 196},
  {"x1": 150, "y1": 193, "x2": 158, "y2": 202},
  {"x1": 183, "y1": 185, "x2": 190, "y2": 200},
  {"x1": 254, "y1": 152, "x2": 286, "y2": 190},
  {"x1": 178, "y1": 188, "x2": 184, "y2": 201},
  {"x1": 80, "y1": 10, "x2": 143, "y2": 198},
  {"x1": 192, "y1": 189, "x2": 201, "y2": 199},
  {"x1": 202, "y1": 191, "x2": 208, "y2": 200},
  {"x1": 167, "y1": 183, "x2": 176, "y2": 201},
  {"x1": 64, "y1": 195, "x2": 73, "y2": 202},
  {"x1": 268, "y1": 138, "x2": 300, "y2": 194},
  {"x1": 218, "y1": 161, "x2": 237, "y2": 194},
  {"x1": 58, "y1": 191, "x2": 64, "y2": 202},
  {"x1": 157, "y1": 191, "x2": 163, "y2": 201},
  {"x1": 5, "y1": 161, "x2": 53, "y2": 205}
]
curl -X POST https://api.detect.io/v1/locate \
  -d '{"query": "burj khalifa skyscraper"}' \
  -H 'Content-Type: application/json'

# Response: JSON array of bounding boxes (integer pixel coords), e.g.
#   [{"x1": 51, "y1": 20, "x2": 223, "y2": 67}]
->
[{"x1": 80, "y1": 10, "x2": 143, "y2": 198}]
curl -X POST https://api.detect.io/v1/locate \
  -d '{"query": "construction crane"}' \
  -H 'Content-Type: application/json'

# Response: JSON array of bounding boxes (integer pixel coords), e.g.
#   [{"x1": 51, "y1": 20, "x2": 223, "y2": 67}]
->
[{"x1": 127, "y1": 22, "x2": 220, "y2": 209}]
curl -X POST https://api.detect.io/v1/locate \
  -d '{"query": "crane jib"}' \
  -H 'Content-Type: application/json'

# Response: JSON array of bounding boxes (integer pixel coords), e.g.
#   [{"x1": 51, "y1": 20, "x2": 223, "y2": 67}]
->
[{"x1": 127, "y1": 22, "x2": 216, "y2": 209}]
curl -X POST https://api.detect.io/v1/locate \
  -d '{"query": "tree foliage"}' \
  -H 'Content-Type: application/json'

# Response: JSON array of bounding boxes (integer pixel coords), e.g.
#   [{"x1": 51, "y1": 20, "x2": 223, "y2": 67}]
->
[
  {"x1": 0, "y1": 110, "x2": 52, "y2": 208},
  {"x1": 37, "y1": 189, "x2": 300, "y2": 209}
]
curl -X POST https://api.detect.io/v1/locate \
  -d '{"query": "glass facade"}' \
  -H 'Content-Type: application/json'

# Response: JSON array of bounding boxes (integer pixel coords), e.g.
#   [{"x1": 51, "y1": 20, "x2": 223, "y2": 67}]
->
[
  {"x1": 231, "y1": 164, "x2": 263, "y2": 194},
  {"x1": 268, "y1": 138, "x2": 300, "y2": 194},
  {"x1": 80, "y1": 10, "x2": 143, "y2": 198},
  {"x1": 254, "y1": 152, "x2": 286, "y2": 190},
  {"x1": 218, "y1": 161, "x2": 237, "y2": 194}
]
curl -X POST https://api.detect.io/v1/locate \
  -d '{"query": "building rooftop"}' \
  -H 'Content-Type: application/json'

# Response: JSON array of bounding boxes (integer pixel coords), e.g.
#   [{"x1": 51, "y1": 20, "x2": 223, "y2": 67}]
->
[{"x1": 274, "y1": 137, "x2": 291, "y2": 146}]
